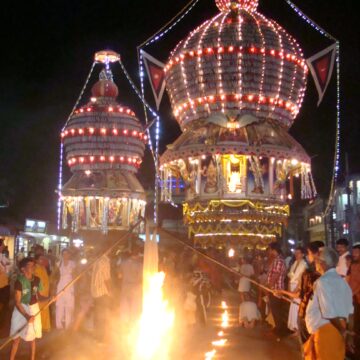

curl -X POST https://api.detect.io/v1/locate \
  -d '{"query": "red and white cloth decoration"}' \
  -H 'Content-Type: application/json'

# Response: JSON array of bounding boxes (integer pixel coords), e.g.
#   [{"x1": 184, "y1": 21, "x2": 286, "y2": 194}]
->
[
  {"x1": 306, "y1": 43, "x2": 336, "y2": 106},
  {"x1": 141, "y1": 50, "x2": 166, "y2": 110}
]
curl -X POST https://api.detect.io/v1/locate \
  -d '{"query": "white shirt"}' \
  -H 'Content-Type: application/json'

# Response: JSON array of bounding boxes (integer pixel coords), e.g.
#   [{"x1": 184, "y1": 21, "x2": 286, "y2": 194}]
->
[
  {"x1": 336, "y1": 251, "x2": 349, "y2": 277},
  {"x1": 238, "y1": 264, "x2": 254, "y2": 292},
  {"x1": 57, "y1": 260, "x2": 76, "y2": 289},
  {"x1": 288, "y1": 259, "x2": 307, "y2": 289},
  {"x1": 305, "y1": 268, "x2": 353, "y2": 334}
]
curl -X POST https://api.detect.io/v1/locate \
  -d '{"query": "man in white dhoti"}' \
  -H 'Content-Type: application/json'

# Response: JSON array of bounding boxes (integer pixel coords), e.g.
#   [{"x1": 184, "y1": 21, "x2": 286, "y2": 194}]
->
[
  {"x1": 9, "y1": 257, "x2": 43, "y2": 360},
  {"x1": 239, "y1": 292, "x2": 261, "y2": 329},
  {"x1": 286, "y1": 247, "x2": 307, "y2": 333},
  {"x1": 56, "y1": 249, "x2": 76, "y2": 330}
]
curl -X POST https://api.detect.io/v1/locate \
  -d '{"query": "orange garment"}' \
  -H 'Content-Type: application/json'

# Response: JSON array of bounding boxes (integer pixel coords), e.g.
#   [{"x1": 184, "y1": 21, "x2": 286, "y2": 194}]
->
[
  {"x1": 34, "y1": 264, "x2": 51, "y2": 331},
  {"x1": 304, "y1": 323, "x2": 345, "y2": 360},
  {"x1": 0, "y1": 271, "x2": 8, "y2": 288},
  {"x1": 348, "y1": 262, "x2": 360, "y2": 304}
]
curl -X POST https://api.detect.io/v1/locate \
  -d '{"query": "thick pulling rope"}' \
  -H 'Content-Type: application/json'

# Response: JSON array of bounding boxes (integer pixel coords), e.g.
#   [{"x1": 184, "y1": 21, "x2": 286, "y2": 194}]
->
[
  {"x1": 158, "y1": 228, "x2": 292, "y2": 303},
  {"x1": 0, "y1": 219, "x2": 142, "y2": 351},
  {"x1": 1, "y1": 224, "x2": 291, "y2": 351}
]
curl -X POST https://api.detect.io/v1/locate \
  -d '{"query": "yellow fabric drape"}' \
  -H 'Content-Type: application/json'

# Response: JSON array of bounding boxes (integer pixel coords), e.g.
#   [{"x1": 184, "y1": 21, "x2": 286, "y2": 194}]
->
[{"x1": 34, "y1": 264, "x2": 51, "y2": 331}]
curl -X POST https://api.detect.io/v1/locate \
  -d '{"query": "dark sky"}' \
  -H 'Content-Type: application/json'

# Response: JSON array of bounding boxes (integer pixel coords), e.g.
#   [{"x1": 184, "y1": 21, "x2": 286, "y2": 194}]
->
[{"x1": 0, "y1": 0, "x2": 358, "y2": 224}]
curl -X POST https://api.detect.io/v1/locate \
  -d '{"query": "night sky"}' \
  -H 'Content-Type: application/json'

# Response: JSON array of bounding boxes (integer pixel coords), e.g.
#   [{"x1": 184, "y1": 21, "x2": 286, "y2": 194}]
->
[{"x1": 0, "y1": 0, "x2": 358, "y2": 225}]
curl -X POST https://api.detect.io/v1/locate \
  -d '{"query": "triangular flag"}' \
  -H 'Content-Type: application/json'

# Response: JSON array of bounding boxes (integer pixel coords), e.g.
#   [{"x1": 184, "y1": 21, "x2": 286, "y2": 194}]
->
[
  {"x1": 141, "y1": 50, "x2": 166, "y2": 110},
  {"x1": 306, "y1": 43, "x2": 337, "y2": 106}
]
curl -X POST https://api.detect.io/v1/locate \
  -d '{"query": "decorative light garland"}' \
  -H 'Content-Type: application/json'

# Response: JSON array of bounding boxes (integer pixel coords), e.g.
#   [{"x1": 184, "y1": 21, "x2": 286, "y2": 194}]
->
[
  {"x1": 196, "y1": 15, "x2": 222, "y2": 115},
  {"x1": 61, "y1": 127, "x2": 147, "y2": 141},
  {"x1": 246, "y1": 11, "x2": 265, "y2": 117},
  {"x1": 57, "y1": 142, "x2": 64, "y2": 231},
  {"x1": 73, "y1": 105, "x2": 136, "y2": 117},
  {"x1": 236, "y1": 13, "x2": 243, "y2": 111},
  {"x1": 57, "y1": 61, "x2": 97, "y2": 230},
  {"x1": 165, "y1": 46, "x2": 306, "y2": 72},
  {"x1": 166, "y1": 9, "x2": 307, "y2": 130},
  {"x1": 216, "y1": 0, "x2": 259, "y2": 12},
  {"x1": 173, "y1": 93, "x2": 299, "y2": 119},
  {"x1": 67, "y1": 155, "x2": 142, "y2": 167},
  {"x1": 137, "y1": 0, "x2": 204, "y2": 223},
  {"x1": 58, "y1": 56, "x2": 156, "y2": 233},
  {"x1": 119, "y1": 57, "x2": 162, "y2": 224},
  {"x1": 284, "y1": 0, "x2": 340, "y2": 217},
  {"x1": 139, "y1": 0, "x2": 202, "y2": 48},
  {"x1": 194, "y1": 233, "x2": 276, "y2": 238},
  {"x1": 216, "y1": 13, "x2": 227, "y2": 113}
]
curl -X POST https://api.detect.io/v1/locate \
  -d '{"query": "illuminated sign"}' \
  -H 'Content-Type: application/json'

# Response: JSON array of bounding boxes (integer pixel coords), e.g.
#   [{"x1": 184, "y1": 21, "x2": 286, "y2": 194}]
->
[{"x1": 24, "y1": 219, "x2": 47, "y2": 233}]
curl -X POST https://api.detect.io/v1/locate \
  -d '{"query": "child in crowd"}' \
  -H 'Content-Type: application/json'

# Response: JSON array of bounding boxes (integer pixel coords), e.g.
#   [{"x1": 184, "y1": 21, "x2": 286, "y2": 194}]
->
[
  {"x1": 239, "y1": 292, "x2": 261, "y2": 329},
  {"x1": 9, "y1": 257, "x2": 44, "y2": 360}
]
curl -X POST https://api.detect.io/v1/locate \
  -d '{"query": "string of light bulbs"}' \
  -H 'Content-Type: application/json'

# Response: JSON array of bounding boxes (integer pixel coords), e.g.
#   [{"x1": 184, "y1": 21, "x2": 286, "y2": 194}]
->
[
  {"x1": 118, "y1": 57, "x2": 161, "y2": 224},
  {"x1": 139, "y1": 0, "x2": 202, "y2": 48},
  {"x1": 57, "y1": 61, "x2": 97, "y2": 230},
  {"x1": 117, "y1": 58, "x2": 156, "y2": 162},
  {"x1": 137, "y1": 0, "x2": 203, "y2": 223},
  {"x1": 284, "y1": 0, "x2": 340, "y2": 217}
]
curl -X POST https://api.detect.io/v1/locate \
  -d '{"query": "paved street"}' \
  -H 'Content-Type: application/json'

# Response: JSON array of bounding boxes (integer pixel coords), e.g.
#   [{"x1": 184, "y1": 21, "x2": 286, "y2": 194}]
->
[{"x1": 0, "y1": 291, "x2": 301, "y2": 360}]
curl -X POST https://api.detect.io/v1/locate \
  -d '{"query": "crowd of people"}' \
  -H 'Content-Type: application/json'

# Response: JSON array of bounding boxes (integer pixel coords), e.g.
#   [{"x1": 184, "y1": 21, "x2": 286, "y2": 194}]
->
[
  {"x1": 233, "y1": 238, "x2": 360, "y2": 360},
  {"x1": 1, "y1": 236, "x2": 360, "y2": 360},
  {"x1": 0, "y1": 239, "x2": 147, "y2": 359},
  {"x1": 0, "y1": 238, "x2": 220, "y2": 360}
]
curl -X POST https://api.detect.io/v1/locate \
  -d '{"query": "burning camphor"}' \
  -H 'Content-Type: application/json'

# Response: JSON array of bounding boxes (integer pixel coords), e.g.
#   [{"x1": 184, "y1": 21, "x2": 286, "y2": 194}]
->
[{"x1": 134, "y1": 272, "x2": 174, "y2": 360}]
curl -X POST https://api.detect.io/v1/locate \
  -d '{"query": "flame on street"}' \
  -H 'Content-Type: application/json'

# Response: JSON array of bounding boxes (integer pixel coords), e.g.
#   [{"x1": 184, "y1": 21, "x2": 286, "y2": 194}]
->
[
  {"x1": 205, "y1": 349, "x2": 217, "y2": 359},
  {"x1": 132, "y1": 226, "x2": 174, "y2": 360},
  {"x1": 211, "y1": 339, "x2": 227, "y2": 347},
  {"x1": 221, "y1": 301, "x2": 229, "y2": 329},
  {"x1": 133, "y1": 271, "x2": 174, "y2": 360}
]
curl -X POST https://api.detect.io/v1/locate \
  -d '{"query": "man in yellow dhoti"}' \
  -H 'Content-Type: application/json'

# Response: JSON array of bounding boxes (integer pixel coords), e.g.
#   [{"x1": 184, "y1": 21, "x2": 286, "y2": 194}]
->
[
  {"x1": 304, "y1": 247, "x2": 354, "y2": 360},
  {"x1": 34, "y1": 254, "x2": 51, "y2": 331}
]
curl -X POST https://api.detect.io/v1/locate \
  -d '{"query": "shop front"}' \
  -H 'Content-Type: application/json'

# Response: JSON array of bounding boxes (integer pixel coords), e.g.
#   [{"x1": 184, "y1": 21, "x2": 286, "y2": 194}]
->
[{"x1": 16, "y1": 219, "x2": 70, "y2": 257}]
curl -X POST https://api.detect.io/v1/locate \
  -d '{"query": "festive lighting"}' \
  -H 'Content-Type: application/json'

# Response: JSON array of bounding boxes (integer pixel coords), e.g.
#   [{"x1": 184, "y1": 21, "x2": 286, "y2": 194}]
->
[
  {"x1": 154, "y1": 0, "x2": 317, "y2": 248},
  {"x1": 73, "y1": 105, "x2": 136, "y2": 117},
  {"x1": 212, "y1": 339, "x2": 227, "y2": 346},
  {"x1": 66, "y1": 155, "x2": 142, "y2": 168},
  {"x1": 166, "y1": 6, "x2": 307, "y2": 129},
  {"x1": 165, "y1": 46, "x2": 305, "y2": 72},
  {"x1": 221, "y1": 301, "x2": 229, "y2": 328},
  {"x1": 205, "y1": 350, "x2": 216, "y2": 360},
  {"x1": 57, "y1": 61, "x2": 97, "y2": 229},
  {"x1": 282, "y1": 0, "x2": 339, "y2": 215},
  {"x1": 173, "y1": 93, "x2": 299, "y2": 121}
]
